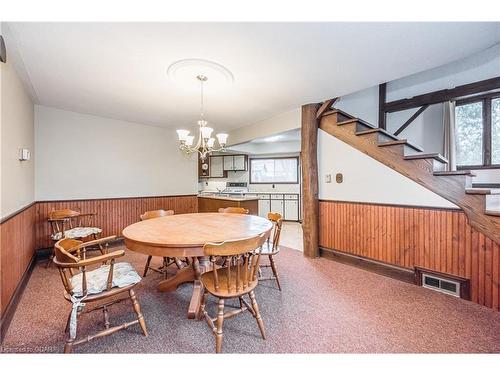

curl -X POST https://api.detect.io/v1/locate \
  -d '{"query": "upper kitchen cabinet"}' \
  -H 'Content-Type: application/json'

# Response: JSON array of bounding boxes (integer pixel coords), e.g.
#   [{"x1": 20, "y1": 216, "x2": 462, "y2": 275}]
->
[
  {"x1": 209, "y1": 156, "x2": 227, "y2": 178},
  {"x1": 223, "y1": 154, "x2": 248, "y2": 172}
]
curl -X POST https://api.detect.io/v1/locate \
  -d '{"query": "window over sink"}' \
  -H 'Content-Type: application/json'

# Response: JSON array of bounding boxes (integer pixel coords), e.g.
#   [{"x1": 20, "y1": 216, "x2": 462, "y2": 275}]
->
[{"x1": 249, "y1": 157, "x2": 299, "y2": 184}]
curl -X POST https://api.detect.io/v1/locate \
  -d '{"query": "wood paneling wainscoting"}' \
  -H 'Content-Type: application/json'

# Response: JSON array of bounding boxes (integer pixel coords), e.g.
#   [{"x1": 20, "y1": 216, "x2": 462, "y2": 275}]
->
[
  {"x1": 1, "y1": 194, "x2": 197, "y2": 341},
  {"x1": 0, "y1": 203, "x2": 37, "y2": 338},
  {"x1": 36, "y1": 195, "x2": 198, "y2": 249},
  {"x1": 319, "y1": 200, "x2": 500, "y2": 311}
]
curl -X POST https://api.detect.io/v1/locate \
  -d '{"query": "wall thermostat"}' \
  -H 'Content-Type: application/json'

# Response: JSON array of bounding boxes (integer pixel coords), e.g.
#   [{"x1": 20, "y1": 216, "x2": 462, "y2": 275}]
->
[{"x1": 19, "y1": 148, "x2": 31, "y2": 161}]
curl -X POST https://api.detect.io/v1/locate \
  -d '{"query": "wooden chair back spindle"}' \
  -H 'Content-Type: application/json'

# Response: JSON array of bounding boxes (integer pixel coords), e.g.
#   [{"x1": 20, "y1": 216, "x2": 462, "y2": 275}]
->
[
  {"x1": 139, "y1": 210, "x2": 180, "y2": 278},
  {"x1": 267, "y1": 212, "x2": 283, "y2": 251},
  {"x1": 140, "y1": 209, "x2": 174, "y2": 221},
  {"x1": 204, "y1": 233, "x2": 268, "y2": 294}
]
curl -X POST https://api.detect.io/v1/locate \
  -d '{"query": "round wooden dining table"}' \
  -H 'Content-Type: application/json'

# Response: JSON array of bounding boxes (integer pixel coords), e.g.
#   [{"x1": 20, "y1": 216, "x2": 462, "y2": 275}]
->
[{"x1": 122, "y1": 212, "x2": 273, "y2": 319}]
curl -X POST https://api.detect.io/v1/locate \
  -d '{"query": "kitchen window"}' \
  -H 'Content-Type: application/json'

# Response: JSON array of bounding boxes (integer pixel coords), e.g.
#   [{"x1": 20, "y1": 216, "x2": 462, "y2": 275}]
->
[
  {"x1": 249, "y1": 157, "x2": 299, "y2": 184},
  {"x1": 456, "y1": 94, "x2": 500, "y2": 169}
]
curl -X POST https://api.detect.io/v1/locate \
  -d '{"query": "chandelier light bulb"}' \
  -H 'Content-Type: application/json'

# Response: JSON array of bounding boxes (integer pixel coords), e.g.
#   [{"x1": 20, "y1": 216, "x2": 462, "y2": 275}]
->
[
  {"x1": 200, "y1": 126, "x2": 213, "y2": 139},
  {"x1": 216, "y1": 133, "x2": 228, "y2": 146},
  {"x1": 185, "y1": 135, "x2": 195, "y2": 146},
  {"x1": 176, "y1": 129, "x2": 190, "y2": 142}
]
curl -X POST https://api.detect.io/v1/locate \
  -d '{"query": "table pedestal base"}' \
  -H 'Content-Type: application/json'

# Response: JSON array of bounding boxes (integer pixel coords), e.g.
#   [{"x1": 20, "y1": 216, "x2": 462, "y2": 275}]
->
[{"x1": 157, "y1": 256, "x2": 210, "y2": 319}]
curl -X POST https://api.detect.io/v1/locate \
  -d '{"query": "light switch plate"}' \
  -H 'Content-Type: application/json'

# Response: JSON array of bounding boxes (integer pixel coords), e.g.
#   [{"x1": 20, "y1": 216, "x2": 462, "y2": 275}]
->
[
  {"x1": 19, "y1": 148, "x2": 30, "y2": 161},
  {"x1": 325, "y1": 174, "x2": 332, "y2": 183}
]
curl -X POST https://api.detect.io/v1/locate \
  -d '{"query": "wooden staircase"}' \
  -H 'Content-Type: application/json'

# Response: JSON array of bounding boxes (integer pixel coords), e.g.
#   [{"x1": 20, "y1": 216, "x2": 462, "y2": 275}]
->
[{"x1": 319, "y1": 108, "x2": 500, "y2": 244}]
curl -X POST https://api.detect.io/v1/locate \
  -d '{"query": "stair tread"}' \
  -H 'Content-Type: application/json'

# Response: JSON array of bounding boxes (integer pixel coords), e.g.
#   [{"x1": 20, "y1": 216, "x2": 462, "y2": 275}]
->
[
  {"x1": 472, "y1": 183, "x2": 500, "y2": 189},
  {"x1": 434, "y1": 170, "x2": 476, "y2": 176},
  {"x1": 355, "y1": 127, "x2": 399, "y2": 140},
  {"x1": 404, "y1": 153, "x2": 448, "y2": 164},
  {"x1": 378, "y1": 139, "x2": 424, "y2": 152},
  {"x1": 485, "y1": 210, "x2": 500, "y2": 217},
  {"x1": 322, "y1": 109, "x2": 355, "y2": 119},
  {"x1": 466, "y1": 188, "x2": 500, "y2": 195},
  {"x1": 338, "y1": 118, "x2": 375, "y2": 128}
]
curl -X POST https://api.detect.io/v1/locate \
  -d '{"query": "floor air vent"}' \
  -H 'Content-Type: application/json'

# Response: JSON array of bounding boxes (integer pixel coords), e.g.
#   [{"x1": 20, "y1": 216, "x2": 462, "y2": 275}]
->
[{"x1": 422, "y1": 273, "x2": 460, "y2": 297}]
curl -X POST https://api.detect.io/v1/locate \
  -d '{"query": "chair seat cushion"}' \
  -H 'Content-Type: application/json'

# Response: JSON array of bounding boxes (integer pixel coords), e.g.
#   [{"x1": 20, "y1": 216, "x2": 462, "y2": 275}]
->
[
  {"x1": 51, "y1": 227, "x2": 102, "y2": 240},
  {"x1": 70, "y1": 262, "x2": 141, "y2": 297}
]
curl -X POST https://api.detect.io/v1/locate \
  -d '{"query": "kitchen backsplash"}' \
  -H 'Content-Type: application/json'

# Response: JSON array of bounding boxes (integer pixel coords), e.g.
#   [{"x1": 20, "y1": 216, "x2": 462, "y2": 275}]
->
[{"x1": 199, "y1": 170, "x2": 300, "y2": 194}]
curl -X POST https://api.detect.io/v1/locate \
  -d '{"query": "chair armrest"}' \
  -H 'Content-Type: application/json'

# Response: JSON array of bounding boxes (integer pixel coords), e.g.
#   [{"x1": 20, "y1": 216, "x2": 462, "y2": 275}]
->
[
  {"x1": 61, "y1": 249, "x2": 125, "y2": 268},
  {"x1": 70, "y1": 235, "x2": 117, "y2": 250}
]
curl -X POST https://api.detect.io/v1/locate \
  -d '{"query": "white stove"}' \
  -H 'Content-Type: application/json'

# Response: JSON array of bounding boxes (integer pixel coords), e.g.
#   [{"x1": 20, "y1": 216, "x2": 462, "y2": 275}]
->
[{"x1": 222, "y1": 182, "x2": 249, "y2": 195}]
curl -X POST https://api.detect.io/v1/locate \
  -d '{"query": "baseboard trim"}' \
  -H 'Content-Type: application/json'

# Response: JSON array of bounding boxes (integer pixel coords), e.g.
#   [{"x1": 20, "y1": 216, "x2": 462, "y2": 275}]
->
[
  {"x1": 0, "y1": 253, "x2": 37, "y2": 343},
  {"x1": 319, "y1": 247, "x2": 415, "y2": 284}
]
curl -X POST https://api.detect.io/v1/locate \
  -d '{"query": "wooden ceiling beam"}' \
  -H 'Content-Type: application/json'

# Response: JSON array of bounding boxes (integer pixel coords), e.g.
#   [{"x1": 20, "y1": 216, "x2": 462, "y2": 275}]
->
[
  {"x1": 393, "y1": 104, "x2": 430, "y2": 136},
  {"x1": 316, "y1": 97, "x2": 338, "y2": 119}
]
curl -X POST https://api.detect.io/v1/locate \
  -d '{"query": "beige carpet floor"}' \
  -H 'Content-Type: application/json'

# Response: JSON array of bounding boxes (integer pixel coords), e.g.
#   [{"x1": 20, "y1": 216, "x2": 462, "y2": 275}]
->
[{"x1": 2, "y1": 245, "x2": 500, "y2": 353}]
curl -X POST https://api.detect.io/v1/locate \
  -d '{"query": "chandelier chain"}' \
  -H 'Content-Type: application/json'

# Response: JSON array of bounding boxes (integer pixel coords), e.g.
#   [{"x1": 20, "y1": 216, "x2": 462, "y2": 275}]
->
[{"x1": 200, "y1": 76, "x2": 204, "y2": 121}]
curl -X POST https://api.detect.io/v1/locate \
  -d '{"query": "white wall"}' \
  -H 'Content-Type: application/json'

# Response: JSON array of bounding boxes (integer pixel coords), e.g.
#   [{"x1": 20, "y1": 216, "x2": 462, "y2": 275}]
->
[
  {"x1": 318, "y1": 129, "x2": 458, "y2": 208},
  {"x1": 335, "y1": 43, "x2": 500, "y2": 182},
  {"x1": 35, "y1": 106, "x2": 198, "y2": 201},
  {"x1": 387, "y1": 43, "x2": 500, "y2": 101},
  {"x1": 335, "y1": 85, "x2": 379, "y2": 125},
  {"x1": 0, "y1": 22, "x2": 35, "y2": 218},
  {"x1": 228, "y1": 140, "x2": 301, "y2": 155},
  {"x1": 228, "y1": 108, "x2": 301, "y2": 146}
]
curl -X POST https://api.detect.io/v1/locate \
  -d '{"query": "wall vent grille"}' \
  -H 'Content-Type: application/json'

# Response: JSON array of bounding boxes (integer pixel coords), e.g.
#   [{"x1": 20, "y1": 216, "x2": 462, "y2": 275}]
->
[{"x1": 422, "y1": 273, "x2": 460, "y2": 297}]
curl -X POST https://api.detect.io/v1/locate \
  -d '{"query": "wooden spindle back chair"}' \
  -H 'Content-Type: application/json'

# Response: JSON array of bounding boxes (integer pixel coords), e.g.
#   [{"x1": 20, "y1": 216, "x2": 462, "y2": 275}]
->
[
  {"x1": 200, "y1": 232, "x2": 269, "y2": 353},
  {"x1": 140, "y1": 210, "x2": 186, "y2": 277},
  {"x1": 140, "y1": 209, "x2": 174, "y2": 221},
  {"x1": 47, "y1": 209, "x2": 103, "y2": 267},
  {"x1": 53, "y1": 236, "x2": 147, "y2": 353},
  {"x1": 258, "y1": 212, "x2": 284, "y2": 290},
  {"x1": 218, "y1": 207, "x2": 249, "y2": 214}
]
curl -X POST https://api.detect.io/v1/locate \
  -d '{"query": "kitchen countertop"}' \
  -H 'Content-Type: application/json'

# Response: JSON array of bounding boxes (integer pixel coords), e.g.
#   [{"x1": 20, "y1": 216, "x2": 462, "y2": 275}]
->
[
  {"x1": 197, "y1": 194, "x2": 259, "y2": 202},
  {"x1": 247, "y1": 192, "x2": 299, "y2": 195},
  {"x1": 200, "y1": 191, "x2": 299, "y2": 196}
]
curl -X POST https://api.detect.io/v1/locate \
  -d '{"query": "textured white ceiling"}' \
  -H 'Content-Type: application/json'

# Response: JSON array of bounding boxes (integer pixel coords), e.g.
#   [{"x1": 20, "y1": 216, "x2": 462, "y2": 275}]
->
[{"x1": 6, "y1": 22, "x2": 500, "y2": 131}]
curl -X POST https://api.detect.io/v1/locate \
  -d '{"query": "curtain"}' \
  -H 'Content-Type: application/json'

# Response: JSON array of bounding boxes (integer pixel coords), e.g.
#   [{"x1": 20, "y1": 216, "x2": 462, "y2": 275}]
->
[{"x1": 443, "y1": 101, "x2": 457, "y2": 171}]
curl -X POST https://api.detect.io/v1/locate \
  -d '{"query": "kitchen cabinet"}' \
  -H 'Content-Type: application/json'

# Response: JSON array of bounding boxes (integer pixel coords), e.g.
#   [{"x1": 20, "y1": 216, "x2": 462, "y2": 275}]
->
[
  {"x1": 209, "y1": 156, "x2": 225, "y2": 178},
  {"x1": 258, "y1": 193, "x2": 300, "y2": 221},
  {"x1": 223, "y1": 155, "x2": 247, "y2": 171},
  {"x1": 284, "y1": 199, "x2": 299, "y2": 221},
  {"x1": 258, "y1": 199, "x2": 271, "y2": 218},
  {"x1": 270, "y1": 199, "x2": 284, "y2": 216},
  {"x1": 234, "y1": 155, "x2": 246, "y2": 170}
]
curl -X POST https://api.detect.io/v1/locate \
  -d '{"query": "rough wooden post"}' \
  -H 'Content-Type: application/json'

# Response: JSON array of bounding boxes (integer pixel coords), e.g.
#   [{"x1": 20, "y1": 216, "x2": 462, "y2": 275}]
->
[{"x1": 301, "y1": 103, "x2": 320, "y2": 258}]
